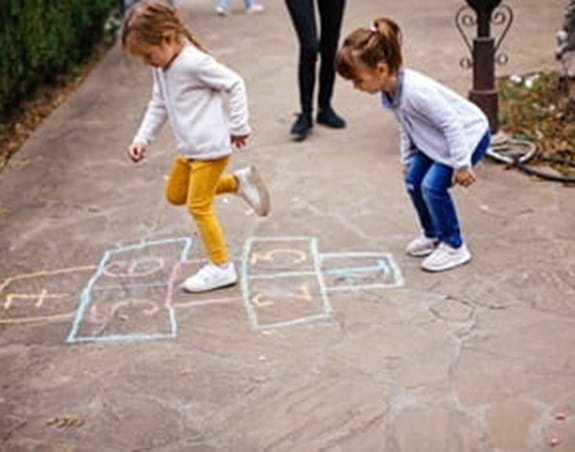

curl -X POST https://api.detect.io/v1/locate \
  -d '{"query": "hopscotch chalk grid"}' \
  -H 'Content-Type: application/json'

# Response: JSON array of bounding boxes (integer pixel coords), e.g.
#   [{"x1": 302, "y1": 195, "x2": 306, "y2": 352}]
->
[
  {"x1": 242, "y1": 237, "x2": 404, "y2": 330},
  {"x1": 1, "y1": 236, "x2": 404, "y2": 343}
]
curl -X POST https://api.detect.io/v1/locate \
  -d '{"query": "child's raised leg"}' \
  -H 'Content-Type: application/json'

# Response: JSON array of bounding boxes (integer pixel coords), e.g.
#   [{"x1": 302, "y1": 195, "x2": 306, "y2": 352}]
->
[
  {"x1": 212, "y1": 164, "x2": 270, "y2": 216},
  {"x1": 166, "y1": 155, "x2": 192, "y2": 206},
  {"x1": 233, "y1": 166, "x2": 270, "y2": 216}
]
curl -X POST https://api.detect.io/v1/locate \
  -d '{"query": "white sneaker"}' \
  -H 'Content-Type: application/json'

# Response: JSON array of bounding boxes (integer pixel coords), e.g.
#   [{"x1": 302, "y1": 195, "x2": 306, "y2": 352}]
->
[
  {"x1": 421, "y1": 242, "x2": 471, "y2": 272},
  {"x1": 181, "y1": 262, "x2": 238, "y2": 293},
  {"x1": 246, "y1": 4, "x2": 264, "y2": 13},
  {"x1": 405, "y1": 235, "x2": 438, "y2": 257},
  {"x1": 215, "y1": 5, "x2": 229, "y2": 16},
  {"x1": 234, "y1": 166, "x2": 270, "y2": 216}
]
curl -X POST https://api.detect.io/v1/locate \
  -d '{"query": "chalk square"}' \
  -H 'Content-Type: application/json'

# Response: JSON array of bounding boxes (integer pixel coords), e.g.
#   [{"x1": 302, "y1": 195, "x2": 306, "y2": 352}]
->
[
  {"x1": 243, "y1": 236, "x2": 317, "y2": 278},
  {"x1": 320, "y1": 252, "x2": 404, "y2": 291},
  {"x1": 244, "y1": 274, "x2": 331, "y2": 329},
  {"x1": 67, "y1": 237, "x2": 192, "y2": 342},
  {"x1": 92, "y1": 238, "x2": 192, "y2": 289},
  {"x1": 70, "y1": 285, "x2": 176, "y2": 342},
  {"x1": 0, "y1": 267, "x2": 94, "y2": 325}
]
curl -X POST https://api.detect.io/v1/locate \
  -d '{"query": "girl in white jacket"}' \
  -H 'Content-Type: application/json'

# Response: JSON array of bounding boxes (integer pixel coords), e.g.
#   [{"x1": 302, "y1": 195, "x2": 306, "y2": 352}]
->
[
  {"x1": 122, "y1": 0, "x2": 270, "y2": 292},
  {"x1": 336, "y1": 17, "x2": 490, "y2": 272}
]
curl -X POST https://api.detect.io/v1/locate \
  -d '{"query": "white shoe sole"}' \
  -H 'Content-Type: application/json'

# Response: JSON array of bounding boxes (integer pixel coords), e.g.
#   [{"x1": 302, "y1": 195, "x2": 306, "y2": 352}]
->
[
  {"x1": 181, "y1": 278, "x2": 237, "y2": 293},
  {"x1": 421, "y1": 251, "x2": 471, "y2": 272},
  {"x1": 406, "y1": 247, "x2": 435, "y2": 257},
  {"x1": 405, "y1": 237, "x2": 439, "y2": 258}
]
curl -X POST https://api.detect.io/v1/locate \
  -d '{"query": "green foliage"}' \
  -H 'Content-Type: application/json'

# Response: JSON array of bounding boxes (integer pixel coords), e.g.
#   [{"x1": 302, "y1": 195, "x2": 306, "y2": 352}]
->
[{"x1": 0, "y1": 0, "x2": 116, "y2": 119}]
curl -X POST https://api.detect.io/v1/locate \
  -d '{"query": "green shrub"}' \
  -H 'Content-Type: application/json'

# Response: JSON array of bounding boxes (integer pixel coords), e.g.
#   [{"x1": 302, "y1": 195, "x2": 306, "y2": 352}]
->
[{"x1": 0, "y1": 0, "x2": 116, "y2": 119}]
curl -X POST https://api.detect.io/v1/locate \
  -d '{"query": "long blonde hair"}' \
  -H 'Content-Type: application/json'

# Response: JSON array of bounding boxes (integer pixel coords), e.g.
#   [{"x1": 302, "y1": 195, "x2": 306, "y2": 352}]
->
[
  {"x1": 121, "y1": 0, "x2": 207, "y2": 53},
  {"x1": 336, "y1": 17, "x2": 402, "y2": 81}
]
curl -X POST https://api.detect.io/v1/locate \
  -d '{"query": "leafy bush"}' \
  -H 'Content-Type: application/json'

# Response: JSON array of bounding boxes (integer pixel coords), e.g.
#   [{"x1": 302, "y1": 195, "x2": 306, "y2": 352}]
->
[
  {"x1": 499, "y1": 71, "x2": 575, "y2": 159},
  {"x1": 0, "y1": 0, "x2": 116, "y2": 119}
]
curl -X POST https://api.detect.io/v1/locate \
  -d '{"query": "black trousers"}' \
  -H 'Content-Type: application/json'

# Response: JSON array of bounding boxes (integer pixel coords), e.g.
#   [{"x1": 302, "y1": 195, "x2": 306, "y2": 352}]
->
[{"x1": 286, "y1": 0, "x2": 346, "y2": 116}]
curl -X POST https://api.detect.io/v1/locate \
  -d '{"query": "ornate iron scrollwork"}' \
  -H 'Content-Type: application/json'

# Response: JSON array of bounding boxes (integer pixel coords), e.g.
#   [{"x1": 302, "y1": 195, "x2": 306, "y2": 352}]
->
[{"x1": 455, "y1": 3, "x2": 514, "y2": 69}]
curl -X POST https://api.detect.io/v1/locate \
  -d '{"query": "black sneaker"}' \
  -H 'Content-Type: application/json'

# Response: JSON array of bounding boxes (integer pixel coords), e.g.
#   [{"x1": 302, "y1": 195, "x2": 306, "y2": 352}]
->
[
  {"x1": 290, "y1": 113, "x2": 312, "y2": 141},
  {"x1": 317, "y1": 107, "x2": 346, "y2": 129}
]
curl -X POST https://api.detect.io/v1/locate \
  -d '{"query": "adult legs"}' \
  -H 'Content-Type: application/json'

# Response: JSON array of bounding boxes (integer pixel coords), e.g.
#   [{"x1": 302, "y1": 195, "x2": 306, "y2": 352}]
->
[
  {"x1": 317, "y1": 0, "x2": 345, "y2": 111},
  {"x1": 285, "y1": 0, "x2": 318, "y2": 117}
]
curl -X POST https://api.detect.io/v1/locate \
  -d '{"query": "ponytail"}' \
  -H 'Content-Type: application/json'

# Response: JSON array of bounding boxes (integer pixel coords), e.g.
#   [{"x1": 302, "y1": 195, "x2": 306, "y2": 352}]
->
[
  {"x1": 336, "y1": 17, "x2": 403, "y2": 80},
  {"x1": 371, "y1": 17, "x2": 402, "y2": 72}
]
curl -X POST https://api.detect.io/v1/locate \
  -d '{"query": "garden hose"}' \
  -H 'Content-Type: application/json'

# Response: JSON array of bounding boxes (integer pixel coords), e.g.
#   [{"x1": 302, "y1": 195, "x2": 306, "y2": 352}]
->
[
  {"x1": 487, "y1": 136, "x2": 575, "y2": 183},
  {"x1": 512, "y1": 154, "x2": 575, "y2": 183}
]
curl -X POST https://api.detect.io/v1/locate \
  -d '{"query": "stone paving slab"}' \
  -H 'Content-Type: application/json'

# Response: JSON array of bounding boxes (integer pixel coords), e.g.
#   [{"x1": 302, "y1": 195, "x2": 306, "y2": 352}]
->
[{"x1": 0, "y1": 0, "x2": 574, "y2": 451}]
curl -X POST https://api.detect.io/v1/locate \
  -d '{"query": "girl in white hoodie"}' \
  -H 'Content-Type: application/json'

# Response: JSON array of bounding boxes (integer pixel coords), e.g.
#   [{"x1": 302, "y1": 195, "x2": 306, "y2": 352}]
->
[
  {"x1": 336, "y1": 17, "x2": 490, "y2": 272},
  {"x1": 122, "y1": 0, "x2": 270, "y2": 292}
]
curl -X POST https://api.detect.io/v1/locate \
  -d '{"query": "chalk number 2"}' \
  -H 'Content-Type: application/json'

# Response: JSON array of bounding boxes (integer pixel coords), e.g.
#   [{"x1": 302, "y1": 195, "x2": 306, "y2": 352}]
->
[
  {"x1": 251, "y1": 284, "x2": 312, "y2": 308},
  {"x1": 249, "y1": 248, "x2": 312, "y2": 308}
]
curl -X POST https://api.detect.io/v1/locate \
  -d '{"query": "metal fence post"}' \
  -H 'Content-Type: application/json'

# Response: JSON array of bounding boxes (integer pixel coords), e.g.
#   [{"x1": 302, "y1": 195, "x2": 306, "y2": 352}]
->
[{"x1": 456, "y1": 0, "x2": 514, "y2": 133}]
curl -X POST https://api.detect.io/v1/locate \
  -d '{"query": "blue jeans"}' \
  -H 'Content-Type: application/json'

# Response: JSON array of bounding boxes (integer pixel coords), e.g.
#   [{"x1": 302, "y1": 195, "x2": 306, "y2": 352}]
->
[{"x1": 404, "y1": 132, "x2": 490, "y2": 248}]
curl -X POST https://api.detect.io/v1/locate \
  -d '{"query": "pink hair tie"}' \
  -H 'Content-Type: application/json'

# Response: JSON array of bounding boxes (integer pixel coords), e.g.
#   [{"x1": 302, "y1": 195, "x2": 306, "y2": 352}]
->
[{"x1": 370, "y1": 25, "x2": 378, "y2": 32}]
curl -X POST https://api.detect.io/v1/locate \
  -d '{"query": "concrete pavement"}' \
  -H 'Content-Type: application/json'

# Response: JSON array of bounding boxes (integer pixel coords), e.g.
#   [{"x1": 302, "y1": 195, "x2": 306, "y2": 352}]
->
[{"x1": 1, "y1": 0, "x2": 574, "y2": 450}]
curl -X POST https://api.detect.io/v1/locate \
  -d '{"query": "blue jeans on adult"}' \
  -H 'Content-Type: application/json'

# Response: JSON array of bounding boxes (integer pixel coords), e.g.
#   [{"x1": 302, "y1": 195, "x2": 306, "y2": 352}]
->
[{"x1": 404, "y1": 132, "x2": 490, "y2": 248}]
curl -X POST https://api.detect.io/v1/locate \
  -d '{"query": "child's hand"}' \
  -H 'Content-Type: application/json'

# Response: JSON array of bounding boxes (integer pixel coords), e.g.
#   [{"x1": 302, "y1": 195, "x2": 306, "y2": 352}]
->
[
  {"x1": 128, "y1": 142, "x2": 146, "y2": 163},
  {"x1": 453, "y1": 167, "x2": 476, "y2": 187},
  {"x1": 231, "y1": 134, "x2": 249, "y2": 149}
]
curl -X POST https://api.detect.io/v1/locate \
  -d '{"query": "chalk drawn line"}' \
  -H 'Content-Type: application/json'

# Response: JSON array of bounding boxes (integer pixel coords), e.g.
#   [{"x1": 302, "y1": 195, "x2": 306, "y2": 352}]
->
[
  {"x1": 0, "y1": 266, "x2": 96, "y2": 325},
  {"x1": 66, "y1": 237, "x2": 193, "y2": 343},
  {"x1": 0, "y1": 266, "x2": 97, "y2": 294},
  {"x1": 320, "y1": 252, "x2": 404, "y2": 291},
  {"x1": 0, "y1": 312, "x2": 75, "y2": 325},
  {"x1": 241, "y1": 236, "x2": 332, "y2": 331},
  {"x1": 4, "y1": 290, "x2": 69, "y2": 310},
  {"x1": 2, "y1": 236, "x2": 404, "y2": 339}
]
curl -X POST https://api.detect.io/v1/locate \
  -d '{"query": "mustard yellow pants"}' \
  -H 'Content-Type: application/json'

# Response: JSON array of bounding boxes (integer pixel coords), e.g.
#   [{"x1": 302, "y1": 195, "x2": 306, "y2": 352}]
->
[{"x1": 165, "y1": 155, "x2": 238, "y2": 264}]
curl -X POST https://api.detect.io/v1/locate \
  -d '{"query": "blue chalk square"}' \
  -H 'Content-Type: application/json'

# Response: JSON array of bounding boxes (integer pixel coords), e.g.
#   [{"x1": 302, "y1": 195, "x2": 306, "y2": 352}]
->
[
  {"x1": 68, "y1": 284, "x2": 176, "y2": 342},
  {"x1": 320, "y1": 252, "x2": 404, "y2": 291}
]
